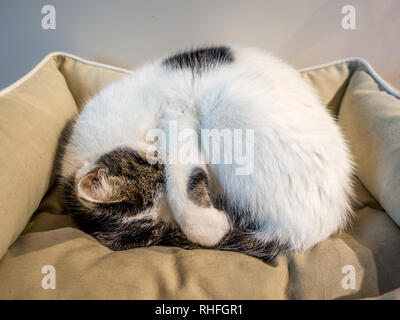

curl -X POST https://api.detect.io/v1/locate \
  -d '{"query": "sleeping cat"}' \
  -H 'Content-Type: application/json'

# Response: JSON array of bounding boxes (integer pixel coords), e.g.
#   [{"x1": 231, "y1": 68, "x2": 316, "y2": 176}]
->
[{"x1": 59, "y1": 45, "x2": 354, "y2": 262}]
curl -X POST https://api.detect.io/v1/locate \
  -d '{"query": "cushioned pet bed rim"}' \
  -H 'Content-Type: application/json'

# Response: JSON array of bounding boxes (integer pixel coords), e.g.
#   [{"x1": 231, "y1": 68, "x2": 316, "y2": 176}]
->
[{"x1": 1, "y1": 51, "x2": 399, "y2": 100}]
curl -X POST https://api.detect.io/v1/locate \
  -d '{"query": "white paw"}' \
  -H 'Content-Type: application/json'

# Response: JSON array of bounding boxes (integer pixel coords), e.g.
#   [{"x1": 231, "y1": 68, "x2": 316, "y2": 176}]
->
[{"x1": 180, "y1": 206, "x2": 231, "y2": 247}]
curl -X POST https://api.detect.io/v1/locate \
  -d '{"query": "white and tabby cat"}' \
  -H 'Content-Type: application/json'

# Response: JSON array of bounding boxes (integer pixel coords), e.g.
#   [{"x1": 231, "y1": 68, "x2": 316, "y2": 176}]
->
[{"x1": 60, "y1": 46, "x2": 354, "y2": 261}]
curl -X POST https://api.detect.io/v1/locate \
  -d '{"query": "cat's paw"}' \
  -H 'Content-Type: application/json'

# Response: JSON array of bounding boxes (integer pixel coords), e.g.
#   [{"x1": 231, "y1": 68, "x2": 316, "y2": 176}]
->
[{"x1": 180, "y1": 206, "x2": 231, "y2": 247}]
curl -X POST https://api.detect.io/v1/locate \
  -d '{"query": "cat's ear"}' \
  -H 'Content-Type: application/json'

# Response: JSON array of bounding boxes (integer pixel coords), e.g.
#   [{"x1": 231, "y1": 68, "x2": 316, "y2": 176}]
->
[{"x1": 77, "y1": 167, "x2": 125, "y2": 203}]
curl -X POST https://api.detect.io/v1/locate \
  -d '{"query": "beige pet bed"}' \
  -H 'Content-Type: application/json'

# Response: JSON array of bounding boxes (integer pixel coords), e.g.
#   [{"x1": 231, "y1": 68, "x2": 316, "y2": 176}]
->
[{"x1": 0, "y1": 53, "x2": 399, "y2": 299}]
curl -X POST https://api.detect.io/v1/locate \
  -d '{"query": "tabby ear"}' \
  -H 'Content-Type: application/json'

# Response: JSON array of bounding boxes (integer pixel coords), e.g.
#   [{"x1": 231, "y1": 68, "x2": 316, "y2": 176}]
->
[{"x1": 77, "y1": 167, "x2": 125, "y2": 203}]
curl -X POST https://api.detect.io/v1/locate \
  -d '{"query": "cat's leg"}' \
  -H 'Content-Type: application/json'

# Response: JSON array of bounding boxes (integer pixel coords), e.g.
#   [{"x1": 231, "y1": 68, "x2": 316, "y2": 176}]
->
[{"x1": 158, "y1": 107, "x2": 231, "y2": 247}]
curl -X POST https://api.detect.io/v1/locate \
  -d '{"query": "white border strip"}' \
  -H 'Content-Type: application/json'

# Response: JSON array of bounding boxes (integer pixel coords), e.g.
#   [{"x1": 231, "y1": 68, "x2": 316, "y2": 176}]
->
[{"x1": 1, "y1": 52, "x2": 399, "y2": 100}]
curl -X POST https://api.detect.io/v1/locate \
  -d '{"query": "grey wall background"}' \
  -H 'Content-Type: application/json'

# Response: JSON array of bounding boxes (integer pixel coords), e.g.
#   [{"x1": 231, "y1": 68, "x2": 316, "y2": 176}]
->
[{"x1": 1, "y1": 0, "x2": 399, "y2": 90}]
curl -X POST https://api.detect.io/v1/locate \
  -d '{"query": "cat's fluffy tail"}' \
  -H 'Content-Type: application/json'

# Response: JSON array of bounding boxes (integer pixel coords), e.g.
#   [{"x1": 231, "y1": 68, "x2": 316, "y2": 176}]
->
[
  {"x1": 160, "y1": 226, "x2": 286, "y2": 262},
  {"x1": 215, "y1": 229, "x2": 286, "y2": 262}
]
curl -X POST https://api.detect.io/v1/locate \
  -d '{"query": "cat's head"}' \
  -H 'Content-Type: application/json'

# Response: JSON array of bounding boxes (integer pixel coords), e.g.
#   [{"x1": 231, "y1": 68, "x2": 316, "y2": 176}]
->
[
  {"x1": 61, "y1": 147, "x2": 178, "y2": 249},
  {"x1": 76, "y1": 148, "x2": 164, "y2": 209}
]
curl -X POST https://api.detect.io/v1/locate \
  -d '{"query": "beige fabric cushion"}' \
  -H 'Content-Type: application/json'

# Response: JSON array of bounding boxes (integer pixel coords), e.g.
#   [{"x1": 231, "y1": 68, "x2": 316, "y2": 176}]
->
[
  {"x1": 340, "y1": 69, "x2": 400, "y2": 227},
  {"x1": 301, "y1": 62, "x2": 351, "y2": 116},
  {"x1": 1, "y1": 179, "x2": 395, "y2": 299},
  {"x1": 57, "y1": 55, "x2": 127, "y2": 109},
  {"x1": 0, "y1": 54, "x2": 398, "y2": 299},
  {"x1": 0, "y1": 57, "x2": 77, "y2": 259}
]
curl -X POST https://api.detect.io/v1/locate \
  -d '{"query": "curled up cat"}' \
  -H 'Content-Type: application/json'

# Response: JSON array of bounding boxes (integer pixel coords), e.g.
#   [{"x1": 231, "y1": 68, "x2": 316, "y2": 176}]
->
[{"x1": 59, "y1": 46, "x2": 355, "y2": 262}]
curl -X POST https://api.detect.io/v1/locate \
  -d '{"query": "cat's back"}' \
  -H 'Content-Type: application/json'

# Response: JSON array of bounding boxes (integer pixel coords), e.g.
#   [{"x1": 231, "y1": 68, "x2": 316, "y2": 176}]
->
[{"x1": 169, "y1": 46, "x2": 355, "y2": 251}]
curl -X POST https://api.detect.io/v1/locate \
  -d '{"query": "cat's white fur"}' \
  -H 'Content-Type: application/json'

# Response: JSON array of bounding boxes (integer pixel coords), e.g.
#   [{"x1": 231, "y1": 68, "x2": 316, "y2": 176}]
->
[{"x1": 61, "y1": 46, "x2": 354, "y2": 251}]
